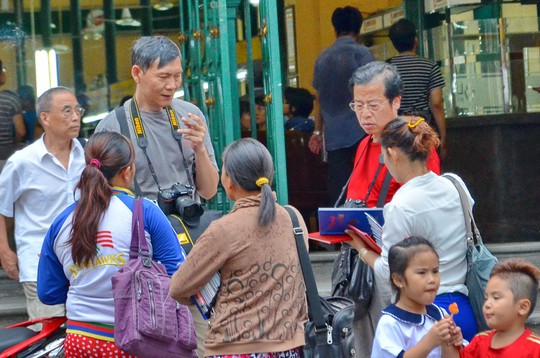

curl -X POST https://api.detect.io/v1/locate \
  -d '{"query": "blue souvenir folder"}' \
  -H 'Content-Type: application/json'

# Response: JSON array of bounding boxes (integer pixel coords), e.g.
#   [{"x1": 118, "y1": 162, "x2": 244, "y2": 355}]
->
[{"x1": 318, "y1": 207, "x2": 384, "y2": 235}]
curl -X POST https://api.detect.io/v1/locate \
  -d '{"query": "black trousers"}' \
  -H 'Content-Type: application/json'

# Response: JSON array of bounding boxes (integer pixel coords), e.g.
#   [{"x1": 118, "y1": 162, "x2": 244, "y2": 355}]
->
[{"x1": 326, "y1": 140, "x2": 360, "y2": 207}]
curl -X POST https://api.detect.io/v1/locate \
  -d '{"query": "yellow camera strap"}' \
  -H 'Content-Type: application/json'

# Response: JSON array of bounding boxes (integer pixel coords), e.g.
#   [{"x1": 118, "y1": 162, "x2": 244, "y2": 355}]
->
[{"x1": 127, "y1": 98, "x2": 195, "y2": 192}]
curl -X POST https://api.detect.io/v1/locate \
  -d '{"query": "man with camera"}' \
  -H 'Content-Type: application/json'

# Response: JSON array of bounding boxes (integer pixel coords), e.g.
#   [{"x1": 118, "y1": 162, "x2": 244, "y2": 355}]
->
[
  {"x1": 95, "y1": 36, "x2": 218, "y2": 204},
  {"x1": 95, "y1": 36, "x2": 218, "y2": 356}
]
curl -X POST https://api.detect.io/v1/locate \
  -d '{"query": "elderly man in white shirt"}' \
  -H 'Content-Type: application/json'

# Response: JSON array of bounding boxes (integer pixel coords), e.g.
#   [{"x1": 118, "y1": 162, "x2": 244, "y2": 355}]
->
[{"x1": 0, "y1": 86, "x2": 86, "y2": 325}]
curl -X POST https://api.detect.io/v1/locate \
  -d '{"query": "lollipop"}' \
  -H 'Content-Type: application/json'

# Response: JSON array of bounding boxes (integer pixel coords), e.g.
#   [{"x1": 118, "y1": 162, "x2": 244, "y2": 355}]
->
[{"x1": 449, "y1": 302, "x2": 459, "y2": 316}]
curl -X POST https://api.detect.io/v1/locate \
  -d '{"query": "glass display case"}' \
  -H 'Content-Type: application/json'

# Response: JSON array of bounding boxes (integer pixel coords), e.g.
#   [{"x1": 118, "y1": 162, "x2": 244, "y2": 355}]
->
[{"x1": 425, "y1": 16, "x2": 540, "y2": 117}]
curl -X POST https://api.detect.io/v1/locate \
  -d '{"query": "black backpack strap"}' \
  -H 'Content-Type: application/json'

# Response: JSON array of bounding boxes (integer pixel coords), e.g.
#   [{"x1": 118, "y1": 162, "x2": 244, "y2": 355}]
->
[
  {"x1": 115, "y1": 105, "x2": 143, "y2": 198},
  {"x1": 376, "y1": 170, "x2": 393, "y2": 208}
]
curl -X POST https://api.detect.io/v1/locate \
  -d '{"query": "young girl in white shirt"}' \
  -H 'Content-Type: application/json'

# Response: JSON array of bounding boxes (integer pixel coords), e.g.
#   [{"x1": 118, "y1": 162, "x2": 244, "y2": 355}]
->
[{"x1": 371, "y1": 236, "x2": 463, "y2": 358}]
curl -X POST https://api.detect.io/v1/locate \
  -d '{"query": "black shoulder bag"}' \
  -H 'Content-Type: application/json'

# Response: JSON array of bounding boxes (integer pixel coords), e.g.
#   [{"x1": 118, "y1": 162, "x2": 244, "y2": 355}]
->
[
  {"x1": 284, "y1": 206, "x2": 355, "y2": 358},
  {"x1": 331, "y1": 153, "x2": 391, "y2": 318}
]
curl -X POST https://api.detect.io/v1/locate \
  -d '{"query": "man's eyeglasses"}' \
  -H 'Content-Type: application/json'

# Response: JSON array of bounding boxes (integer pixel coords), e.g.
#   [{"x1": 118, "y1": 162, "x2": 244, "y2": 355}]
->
[
  {"x1": 46, "y1": 106, "x2": 86, "y2": 118},
  {"x1": 349, "y1": 99, "x2": 390, "y2": 113}
]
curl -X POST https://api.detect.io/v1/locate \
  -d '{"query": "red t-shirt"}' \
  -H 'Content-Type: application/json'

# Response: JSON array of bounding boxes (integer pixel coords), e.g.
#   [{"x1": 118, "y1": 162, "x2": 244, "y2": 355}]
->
[
  {"x1": 346, "y1": 136, "x2": 441, "y2": 207},
  {"x1": 461, "y1": 328, "x2": 540, "y2": 358}
]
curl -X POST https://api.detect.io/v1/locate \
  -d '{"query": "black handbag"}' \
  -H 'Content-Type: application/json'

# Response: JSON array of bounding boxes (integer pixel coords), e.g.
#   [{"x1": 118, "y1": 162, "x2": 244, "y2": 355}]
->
[
  {"x1": 330, "y1": 157, "x2": 390, "y2": 319},
  {"x1": 331, "y1": 243, "x2": 374, "y2": 318},
  {"x1": 284, "y1": 207, "x2": 356, "y2": 358}
]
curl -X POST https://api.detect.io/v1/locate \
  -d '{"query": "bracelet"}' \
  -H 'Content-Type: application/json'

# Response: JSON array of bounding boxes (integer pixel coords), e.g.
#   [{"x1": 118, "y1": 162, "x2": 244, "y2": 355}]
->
[
  {"x1": 359, "y1": 248, "x2": 369, "y2": 263},
  {"x1": 312, "y1": 130, "x2": 321, "y2": 136}
]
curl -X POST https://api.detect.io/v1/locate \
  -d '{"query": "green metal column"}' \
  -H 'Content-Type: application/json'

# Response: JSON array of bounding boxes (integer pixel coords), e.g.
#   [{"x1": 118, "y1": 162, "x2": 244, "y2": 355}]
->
[
  {"x1": 70, "y1": 0, "x2": 86, "y2": 93},
  {"x1": 224, "y1": 0, "x2": 241, "y2": 140},
  {"x1": 242, "y1": 0, "x2": 257, "y2": 139},
  {"x1": 259, "y1": 0, "x2": 288, "y2": 204},
  {"x1": 104, "y1": 0, "x2": 118, "y2": 85},
  {"x1": 403, "y1": 0, "x2": 425, "y2": 55}
]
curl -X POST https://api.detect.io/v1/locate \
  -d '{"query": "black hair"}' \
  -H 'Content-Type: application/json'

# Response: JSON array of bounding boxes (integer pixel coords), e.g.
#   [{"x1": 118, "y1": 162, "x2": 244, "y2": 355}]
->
[
  {"x1": 388, "y1": 236, "x2": 439, "y2": 302},
  {"x1": 389, "y1": 18, "x2": 418, "y2": 52},
  {"x1": 222, "y1": 138, "x2": 275, "y2": 226},
  {"x1": 284, "y1": 87, "x2": 315, "y2": 118},
  {"x1": 349, "y1": 61, "x2": 403, "y2": 102},
  {"x1": 331, "y1": 6, "x2": 363, "y2": 37},
  {"x1": 69, "y1": 132, "x2": 135, "y2": 265},
  {"x1": 131, "y1": 35, "x2": 181, "y2": 72}
]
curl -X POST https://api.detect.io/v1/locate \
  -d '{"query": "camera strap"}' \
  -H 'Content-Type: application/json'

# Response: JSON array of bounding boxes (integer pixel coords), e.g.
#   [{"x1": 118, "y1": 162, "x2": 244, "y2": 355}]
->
[
  {"x1": 127, "y1": 99, "x2": 195, "y2": 194},
  {"x1": 334, "y1": 137, "x2": 392, "y2": 208}
]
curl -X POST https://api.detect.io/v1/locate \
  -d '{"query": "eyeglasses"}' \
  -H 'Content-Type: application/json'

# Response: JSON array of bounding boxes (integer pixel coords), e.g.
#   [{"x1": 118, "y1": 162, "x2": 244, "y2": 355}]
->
[
  {"x1": 349, "y1": 99, "x2": 390, "y2": 113},
  {"x1": 45, "y1": 106, "x2": 86, "y2": 118}
]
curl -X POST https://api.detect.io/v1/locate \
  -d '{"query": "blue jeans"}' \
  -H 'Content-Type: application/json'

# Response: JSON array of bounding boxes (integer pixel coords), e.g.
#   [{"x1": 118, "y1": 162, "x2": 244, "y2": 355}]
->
[{"x1": 435, "y1": 292, "x2": 478, "y2": 342}]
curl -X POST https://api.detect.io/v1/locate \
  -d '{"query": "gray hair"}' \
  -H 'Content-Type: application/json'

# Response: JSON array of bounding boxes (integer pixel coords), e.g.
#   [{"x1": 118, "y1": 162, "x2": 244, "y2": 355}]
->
[
  {"x1": 131, "y1": 36, "x2": 181, "y2": 72},
  {"x1": 349, "y1": 61, "x2": 403, "y2": 101},
  {"x1": 222, "y1": 138, "x2": 275, "y2": 226},
  {"x1": 36, "y1": 86, "x2": 74, "y2": 115}
]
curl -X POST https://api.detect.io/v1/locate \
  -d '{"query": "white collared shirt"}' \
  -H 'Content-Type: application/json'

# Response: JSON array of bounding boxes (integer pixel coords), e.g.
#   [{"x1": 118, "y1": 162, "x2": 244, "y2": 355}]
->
[
  {"x1": 0, "y1": 136, "x2": 86, "y2": 281},
  {"x1": 372, "y1": 304, "x2": 448, "y2": 358}
]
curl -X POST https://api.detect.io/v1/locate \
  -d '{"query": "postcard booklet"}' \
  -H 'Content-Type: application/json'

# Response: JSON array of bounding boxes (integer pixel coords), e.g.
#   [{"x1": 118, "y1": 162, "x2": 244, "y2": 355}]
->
[{"x1": 318, "y1": 207, "x2": 384, "y2": 235}]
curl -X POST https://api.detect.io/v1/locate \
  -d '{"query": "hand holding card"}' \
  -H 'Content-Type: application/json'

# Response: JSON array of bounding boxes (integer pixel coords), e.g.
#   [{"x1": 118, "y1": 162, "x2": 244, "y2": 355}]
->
[{"x1": 347, "y1": 224, "x2": 382, "y2": 255}]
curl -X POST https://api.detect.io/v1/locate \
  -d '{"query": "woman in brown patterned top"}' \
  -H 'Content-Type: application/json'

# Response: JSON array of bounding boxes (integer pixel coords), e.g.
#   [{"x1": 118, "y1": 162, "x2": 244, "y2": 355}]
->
[{"x1": 170, "y1": 137, "x2": 309, "y2": 358}]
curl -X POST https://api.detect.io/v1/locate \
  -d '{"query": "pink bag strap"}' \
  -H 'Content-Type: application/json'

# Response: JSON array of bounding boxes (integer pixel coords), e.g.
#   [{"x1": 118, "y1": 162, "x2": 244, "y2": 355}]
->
[{"x1": 129, "y1": 198, "x2": 151, "y2": 261}]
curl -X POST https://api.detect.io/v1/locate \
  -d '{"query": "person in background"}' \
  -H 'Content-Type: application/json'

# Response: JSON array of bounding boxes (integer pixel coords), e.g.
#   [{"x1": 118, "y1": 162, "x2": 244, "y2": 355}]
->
[
  {"x1": 344, "y1": 62, "x2": 441, "y2": 357},
  {"x1": 0, "y1": 86, "x2": 86, "y2": 327},
  {"x1": 94, "y1": 35, "x2": 219, "y2": 357},
  {"x1": 17, "y1": 85, "x2": 38, "y2": 144},
  {"x1": 239, "y1": 92, "x2": 267, "y2": 132},
  {"x1": 388, "y1": 18, "x2": 447, "y2": 158},
  {"x1": 347, "y1": 116, "x2": 477, "y2": 345},
  {"x1": 372, "y1": 237, "x2": 463, "y2": 358},
  {"x1": 310, "y1": 6, "x2": 375, "y2": 206},
  {"x1": 37, "y1": 131, "x2": 187, "y2": 357},
  {"x1": 283, "y1": 86, "x2": 315, "y2": 133},
  {"x1": 239, "y1": 99, "x2": 252, "y2": 132},
  {"x1": 0, "y1": 59, "x2": 25, "y2": 170},
  {"x1": 460, "y1": 258, "x2": 540, "y2": 357},
  {"x1": 170, "y1": 138, "x2": 309, "y2": 358}
]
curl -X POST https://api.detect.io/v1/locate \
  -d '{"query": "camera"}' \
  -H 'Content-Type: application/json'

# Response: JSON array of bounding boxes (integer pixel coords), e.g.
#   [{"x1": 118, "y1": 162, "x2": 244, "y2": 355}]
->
[
  {"x1": 343, "y1": 199, "x2": 367, "y2": 208},
  {"x1": 157, "y1": 183, "x2": 204, "y2": 226}
]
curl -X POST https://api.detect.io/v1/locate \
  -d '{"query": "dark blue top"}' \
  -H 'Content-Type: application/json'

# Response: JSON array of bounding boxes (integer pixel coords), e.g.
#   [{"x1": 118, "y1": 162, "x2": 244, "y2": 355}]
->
[
  {"x1": 313, "y1": 37, "x2": 374, "y2": 151},
  {"x1": 285, "y1": 115, "x2": 315, "y2": 133},
  {"x1": 22, "y1": 110, "x2": 37, "y2": 143}
]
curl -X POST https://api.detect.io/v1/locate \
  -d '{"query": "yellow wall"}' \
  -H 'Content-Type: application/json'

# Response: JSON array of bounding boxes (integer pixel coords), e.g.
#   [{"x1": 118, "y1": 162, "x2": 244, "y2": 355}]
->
[{"x1": 289, "y1": 0, "x2": 401, "y2": 91}]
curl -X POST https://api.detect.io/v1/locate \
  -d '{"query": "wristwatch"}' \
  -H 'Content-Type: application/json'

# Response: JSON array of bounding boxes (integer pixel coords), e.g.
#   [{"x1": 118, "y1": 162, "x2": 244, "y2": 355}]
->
[
  {"x1": 359, "y1": 248, "x2": 369, "y2": 263},
  {"x1": 313, "y1": 130, "x2": 321, "y2": 136}
]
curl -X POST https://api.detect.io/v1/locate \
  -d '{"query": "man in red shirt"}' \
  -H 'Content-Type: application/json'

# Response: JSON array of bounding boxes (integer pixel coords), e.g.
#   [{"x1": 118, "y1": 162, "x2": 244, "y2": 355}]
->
[
  {"x1": 345, "y1": 61, "x2": 441, "y2": 357},
  {"x1": 346, "y1": 61, "x2": 440, "y2": 208}
]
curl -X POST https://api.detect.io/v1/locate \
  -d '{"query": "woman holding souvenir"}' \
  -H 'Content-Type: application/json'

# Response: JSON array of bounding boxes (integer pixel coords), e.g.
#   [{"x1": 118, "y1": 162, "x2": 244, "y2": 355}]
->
[
  {"x1": 169, "y1": 137, "x2": 309, "y2": 358},
  {"x1": 346, "y1": 116, "x2": 478, "y2": 342}
]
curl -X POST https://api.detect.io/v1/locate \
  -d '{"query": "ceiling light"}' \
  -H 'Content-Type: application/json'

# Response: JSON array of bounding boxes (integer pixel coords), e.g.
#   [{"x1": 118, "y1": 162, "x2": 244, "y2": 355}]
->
[
  {"x1": 153, "y1": 0, "x2": 174, "y2": 11},
  {"x1": 116, "y1": 7, "x2": 141, "y2": 27}
]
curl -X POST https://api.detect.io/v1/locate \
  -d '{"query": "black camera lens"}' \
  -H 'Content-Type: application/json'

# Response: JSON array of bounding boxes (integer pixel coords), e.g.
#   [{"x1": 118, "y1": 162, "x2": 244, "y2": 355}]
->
[{"x1": 175, "y1": 198, "x2": 204, "y2": 226}]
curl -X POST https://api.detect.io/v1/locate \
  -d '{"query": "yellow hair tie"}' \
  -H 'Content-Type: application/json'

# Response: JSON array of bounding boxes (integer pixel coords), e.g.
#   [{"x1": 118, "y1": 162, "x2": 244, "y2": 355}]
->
[
  {"x1": 256, "y1": 177, "x2": 269, "y2": 188},
  {"x1": 408, "y1": 117, "x2": 425, "y2": 128}
]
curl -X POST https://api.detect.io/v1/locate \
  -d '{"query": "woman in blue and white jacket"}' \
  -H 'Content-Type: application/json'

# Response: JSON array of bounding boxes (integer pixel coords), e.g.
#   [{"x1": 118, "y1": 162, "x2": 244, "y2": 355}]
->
[{"x1": 37, "y1": 131, "x2": 186, "y2": 357}]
